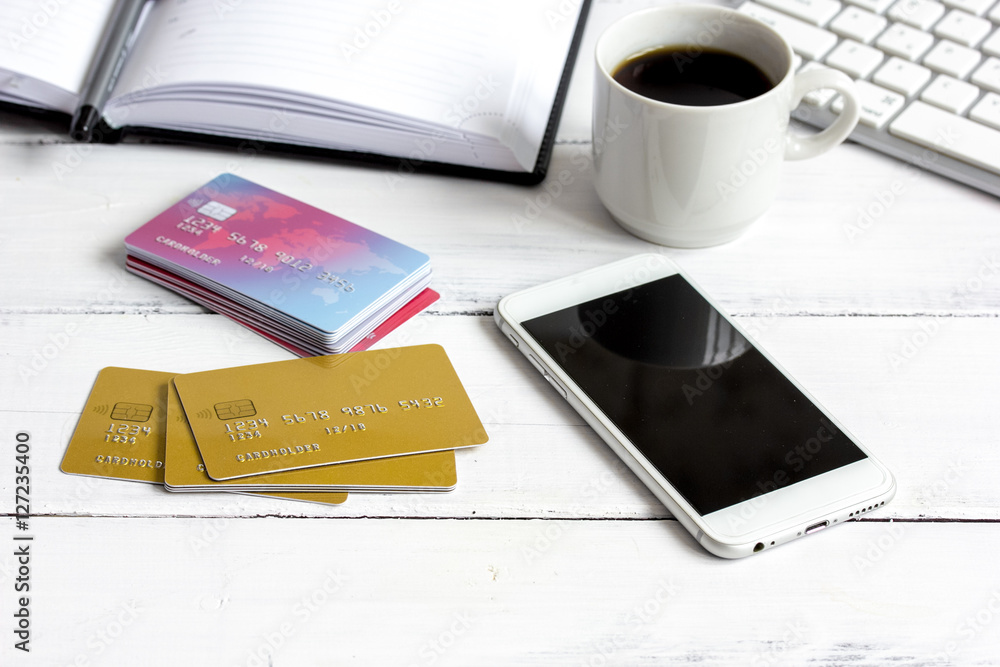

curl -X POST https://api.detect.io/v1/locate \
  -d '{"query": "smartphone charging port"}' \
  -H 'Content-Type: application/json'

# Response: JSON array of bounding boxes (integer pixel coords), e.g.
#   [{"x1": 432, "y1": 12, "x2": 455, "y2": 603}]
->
[{"x1": 805, "y1": 520, "x2": 829, "y2": 535}]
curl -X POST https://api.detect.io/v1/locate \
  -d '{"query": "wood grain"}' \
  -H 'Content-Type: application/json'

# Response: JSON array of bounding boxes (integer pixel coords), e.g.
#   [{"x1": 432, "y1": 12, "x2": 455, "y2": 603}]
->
[
  {"x1": 2, "y1": 141, "x2": 999, "y2": 316},
  {"x1": 1, "y1": 314, "x2": 997, "y2": 522},
  {"x1": 2, "y1": 0, "x2": 1000, "y2": 662},
  {"x1": 7, "y1": 518, "x2": 1000, "y2": 666}
]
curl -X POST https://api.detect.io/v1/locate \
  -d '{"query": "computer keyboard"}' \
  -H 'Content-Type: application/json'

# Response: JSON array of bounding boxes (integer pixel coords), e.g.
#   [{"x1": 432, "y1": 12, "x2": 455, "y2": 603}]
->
[{"x1": 736, "y1": 0, "x2": 1000, "y2": 197}]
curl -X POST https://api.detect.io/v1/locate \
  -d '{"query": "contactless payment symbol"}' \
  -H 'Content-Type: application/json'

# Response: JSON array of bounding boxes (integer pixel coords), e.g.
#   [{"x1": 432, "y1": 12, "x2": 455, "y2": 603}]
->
[
  {"x1": 110, "y1": 402, "x2": 154, "y2": 422},
  {"x1": 197, "y1": 200, "x2": 237, "y2": 222},
  {"x1": 214, "y1": 399, "x2": 256, "y2": 419}
]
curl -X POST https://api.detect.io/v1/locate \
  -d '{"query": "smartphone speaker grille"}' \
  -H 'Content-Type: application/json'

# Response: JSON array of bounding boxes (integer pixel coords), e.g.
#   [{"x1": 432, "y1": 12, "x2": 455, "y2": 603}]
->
[{"x1": 849, "y1": 501, "x2": 886, "y2": 518}]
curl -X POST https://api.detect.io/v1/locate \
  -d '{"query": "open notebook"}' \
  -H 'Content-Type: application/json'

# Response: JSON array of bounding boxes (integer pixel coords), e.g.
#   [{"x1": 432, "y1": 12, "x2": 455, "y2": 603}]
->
[{"x1": 0, "y1": 0, "x2": 590, "y2": 183}]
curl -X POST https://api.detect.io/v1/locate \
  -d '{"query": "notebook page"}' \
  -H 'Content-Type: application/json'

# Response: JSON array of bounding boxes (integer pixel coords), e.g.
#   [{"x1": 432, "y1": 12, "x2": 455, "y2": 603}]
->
[
  {"x1": 0, "y1": 0, "x2": 116, "y2": 110},
  {"x1": 108, "y1": 0, "x2": 526, "y2": 139},
  {"x1": 498, "y1": 3, "x2": 584, "y2": 171},
  {"x1": 107, "y1": 0, "x2": 585, "y2": 170}
]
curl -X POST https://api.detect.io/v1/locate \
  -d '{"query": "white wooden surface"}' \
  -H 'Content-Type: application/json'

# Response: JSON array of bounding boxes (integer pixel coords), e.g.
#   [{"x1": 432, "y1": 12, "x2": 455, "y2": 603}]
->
[{"x1": 3, "y1": 1, "x2": 1000, "y2": 664}]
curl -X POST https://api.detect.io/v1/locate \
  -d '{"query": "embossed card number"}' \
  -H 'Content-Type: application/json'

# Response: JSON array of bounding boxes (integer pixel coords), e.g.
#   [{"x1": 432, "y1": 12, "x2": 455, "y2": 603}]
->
[{"x1": 172, "y1": 344, "x2": 488, "y2": 481}]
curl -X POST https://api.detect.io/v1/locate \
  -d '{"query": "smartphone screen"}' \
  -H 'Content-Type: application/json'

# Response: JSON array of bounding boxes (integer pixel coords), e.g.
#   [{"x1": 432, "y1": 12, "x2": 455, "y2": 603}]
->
[{"x1": 520, "y1": 273, "x2": 868, "y2": 516}]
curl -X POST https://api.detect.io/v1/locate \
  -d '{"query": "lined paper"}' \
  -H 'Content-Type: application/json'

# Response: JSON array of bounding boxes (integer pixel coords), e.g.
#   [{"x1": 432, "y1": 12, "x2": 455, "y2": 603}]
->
[
  {"x1": 106, "y1": 0, "x2": 581, "y2": 170},
  {"x1": 112, "y1": 1, "x2": 510, "y2": 127},
  {"x1": 0, "y1": 0, "x2": 583, "y2": 173},
  {"x1": 0, "y1": 0, "x2": 116, "y2": 111}
]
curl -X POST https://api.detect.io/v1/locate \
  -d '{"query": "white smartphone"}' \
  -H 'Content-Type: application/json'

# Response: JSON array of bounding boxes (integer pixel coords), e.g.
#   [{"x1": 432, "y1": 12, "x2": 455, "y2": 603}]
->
[{"x1": 495, "y1": 254, "x2": 895, "y2": 558}]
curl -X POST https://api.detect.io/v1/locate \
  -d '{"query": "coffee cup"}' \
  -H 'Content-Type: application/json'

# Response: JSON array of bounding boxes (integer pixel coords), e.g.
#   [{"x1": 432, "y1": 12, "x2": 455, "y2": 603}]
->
[{"x1": 593, "y1": 4, "x2": 860, "y2": 248}]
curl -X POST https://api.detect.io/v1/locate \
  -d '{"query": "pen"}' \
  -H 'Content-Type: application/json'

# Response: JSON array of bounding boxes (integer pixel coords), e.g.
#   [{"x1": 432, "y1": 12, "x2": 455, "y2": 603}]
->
[{"x1": 70, "y1": 0, "x2": 149, "y2": 142}]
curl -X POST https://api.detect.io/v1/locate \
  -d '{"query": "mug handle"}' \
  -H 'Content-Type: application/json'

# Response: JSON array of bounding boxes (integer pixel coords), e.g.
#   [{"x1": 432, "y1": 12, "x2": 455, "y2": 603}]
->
[{"x1": 784, "y1": 68, "x2": 860, "y2": 161}]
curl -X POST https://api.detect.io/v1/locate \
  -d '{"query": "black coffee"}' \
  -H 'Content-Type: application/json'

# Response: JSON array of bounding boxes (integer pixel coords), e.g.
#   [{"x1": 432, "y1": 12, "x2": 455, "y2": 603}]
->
[{"x1": 612, "y1": 46, "x2": 775, "y2": 106}]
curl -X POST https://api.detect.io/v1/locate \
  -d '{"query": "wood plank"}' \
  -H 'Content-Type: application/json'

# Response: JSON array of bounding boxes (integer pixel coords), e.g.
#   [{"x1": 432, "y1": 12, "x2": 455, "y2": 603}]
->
[
  {"x1": 0, "y1": 518, "x2": 997, "y2": 665},
  {"x1": 2, "y1": 0, "x2": 998, "y2": 663},
  {"x1": 3, "y1": 313, "x2": 998, "y2": 520},
  {"x1": 1, "y1": 141, "x2": 998, "y2": 316}
]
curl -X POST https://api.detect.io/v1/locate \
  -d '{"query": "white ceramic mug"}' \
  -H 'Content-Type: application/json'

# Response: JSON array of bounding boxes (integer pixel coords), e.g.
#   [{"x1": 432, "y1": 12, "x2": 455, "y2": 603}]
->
[{"x1": 593, "y1": 5, "x2": 861, "y2": 248}]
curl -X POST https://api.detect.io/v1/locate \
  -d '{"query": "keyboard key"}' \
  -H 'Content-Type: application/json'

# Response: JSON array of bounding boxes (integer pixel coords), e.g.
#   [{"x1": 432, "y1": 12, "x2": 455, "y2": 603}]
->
[
  {"x1": 829, "y1": 6, "x2": 890, "y2": 42},
  {"x1": 744, "y1": 0, "x2": 1000, "y2": 193},
  {"x1": 799, "y1": 61, "x2": 841, "y2": 106},
  {"x1": 971, "y1": 57, "x2": 1000, "y2": 93},
  {"x1": 877, "y1": 21, "x2": 936, "y2": 60},
  {"x1": 738, "y1": 2, "x2": 840, "y2": 60},
  {"x1": 890, "y1": 100, "x2": 1000, "y2": 172},
  {"x1": 969, "y1": 92, "x2": 1000, "y2": 129},
  {"x1": 920, "y1": 73, "x2": 981, "y2": 112},
  {"x1": 845, "y1": 0, "x2": 896, "y2": 13},
  {"x1": 756, "y1": 0, "x2": 842, "y2": 25},
  {"x1": 941, "y1": 0, "x2": 995, "y2": 14},
  {"x1": 826, "y1": 39, "x2": 886, "y2": 77},
  {"x1": 982, "y1": 28, "x2": 1000, "y2": 58},
  {"x1": 932, "y1": 9, "x2": 991, "y2": 46},
  {"x1": 833, "y1": 79, "x2": 907, "y2": 128},
  {"x1": 888, "y1": 0, "x2": 947, "y2": 30},
  {"x1": 922, "y1": 39, "x2": 982, "y2": 77},
  {"x1": 873, "y1": 56, "x2": 934, "y2": 95}
]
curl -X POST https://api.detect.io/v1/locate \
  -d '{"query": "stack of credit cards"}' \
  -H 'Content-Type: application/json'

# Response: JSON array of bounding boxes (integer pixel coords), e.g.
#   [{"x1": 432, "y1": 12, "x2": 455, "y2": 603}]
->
[
  {"x1": 125, "y1": 173, "x2": 438, "y2": 356},
  {"x1": 60, "y1": 345, "x2": 489, "y2": 505}
]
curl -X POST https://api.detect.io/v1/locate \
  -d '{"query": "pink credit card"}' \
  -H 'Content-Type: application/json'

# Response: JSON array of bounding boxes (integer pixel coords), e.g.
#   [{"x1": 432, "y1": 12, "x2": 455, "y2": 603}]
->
[
  {"x1": 127, "y1": 255, "x2": 438, "y2": 356},
  {"x1": 125, "y1": 173, "x2": 431, "y2": 341}
]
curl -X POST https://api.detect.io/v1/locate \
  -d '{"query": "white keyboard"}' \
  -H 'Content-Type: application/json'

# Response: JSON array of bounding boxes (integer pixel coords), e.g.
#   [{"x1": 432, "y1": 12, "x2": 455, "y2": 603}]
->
[{"x1": 738, "y1": 0, "x2": 1000, "y2": 196}]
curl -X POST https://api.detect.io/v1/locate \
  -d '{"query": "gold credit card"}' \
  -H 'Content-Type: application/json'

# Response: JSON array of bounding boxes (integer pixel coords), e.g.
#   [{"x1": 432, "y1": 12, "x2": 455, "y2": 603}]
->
[
  {"x1": 60, "y1": 367, "x2": 173, "y2": 484},
  {"x1": 246, "y1": 490, "x2": 348, "y2": 506},
  {"x1": 173, "y1": 344, "x2": 488, "y2": 480},
  {"x1": 61, "y1": 367, "x2": 347, "y2": 505},
  {"x1": 164, "y1": 382, "x2": 457, "y2": 492}
]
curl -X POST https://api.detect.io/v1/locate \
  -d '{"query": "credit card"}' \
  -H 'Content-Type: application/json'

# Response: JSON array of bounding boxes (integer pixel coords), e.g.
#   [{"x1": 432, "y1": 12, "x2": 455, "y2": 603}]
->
[
  {"x1": 173, "y1": 344, "x2": 488, "y2": 480},
  {"x1": 60, "y1": 367, "x2": 347, "y2": 504},
  {"x1": 164, "y1": 382, "x2": 457, "y2": 492},
  {"x1": 126, "y1": 254, "x2": 439, "y2": 356},
  {"x1": 60, "y1": 367, "x2": 173, "y2": 484},
  {"x1": 124, "y1": 173, "x2": 431, "y2": 342},
  {"x1": 244, "y1": 490, "x2": 348, "y2": 506}
]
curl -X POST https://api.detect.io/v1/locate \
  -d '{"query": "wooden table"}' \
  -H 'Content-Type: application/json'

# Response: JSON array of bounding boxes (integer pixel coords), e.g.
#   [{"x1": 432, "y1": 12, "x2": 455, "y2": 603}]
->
[{"x1": 3, "y1": 2, "x2": 1000, "y2": 664}]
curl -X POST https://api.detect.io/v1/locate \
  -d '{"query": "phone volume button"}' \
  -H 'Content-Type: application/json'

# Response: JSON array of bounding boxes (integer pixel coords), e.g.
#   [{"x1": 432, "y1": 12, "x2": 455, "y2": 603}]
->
[
  {"x1": 546, "y1": 375, "x2": 568, "y2": 399},
  {"x1": 526, "y1": 353, "x2": 546, "y2": 373},
  {"x1": 500, "y1": 323, "x2": 519, "y2": 347},
  {"x1": 525, "y1": 354, "x2": 568, "y2": 398}
]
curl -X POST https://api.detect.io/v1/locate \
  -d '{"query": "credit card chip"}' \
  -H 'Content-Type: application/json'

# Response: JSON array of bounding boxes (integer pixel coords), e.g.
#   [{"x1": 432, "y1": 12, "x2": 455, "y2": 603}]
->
[
  {"x1": 214, "y1": 399, "x2": 257, "y2": 419},
  {"x1": 197, "y1": 200, "x2": 237, "y2": 221},
  {"x1": 111, "y1": 402, "x2": 154, "y2": 422}
]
